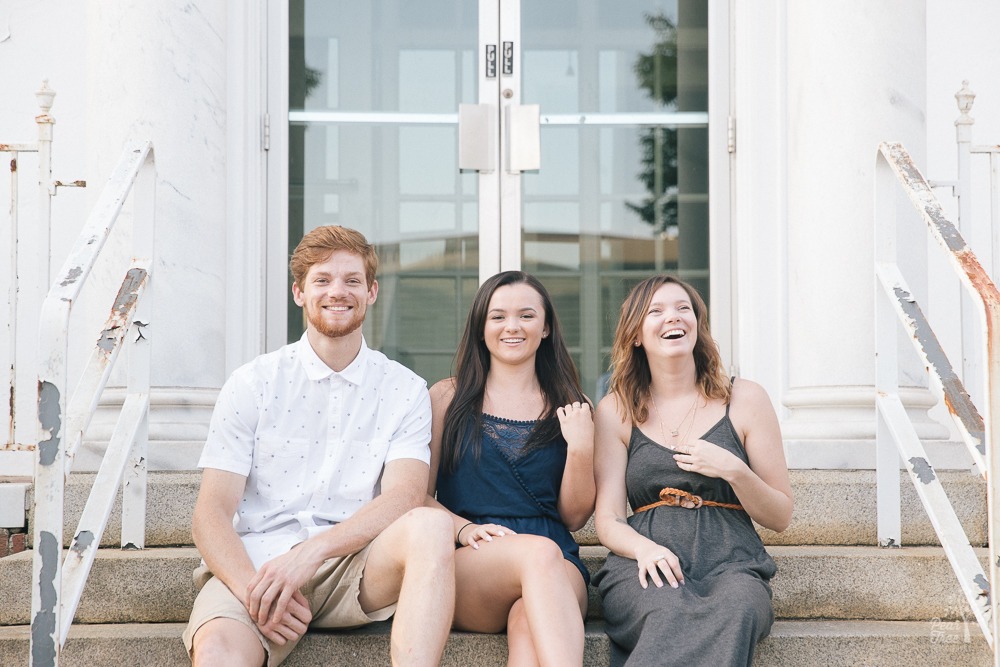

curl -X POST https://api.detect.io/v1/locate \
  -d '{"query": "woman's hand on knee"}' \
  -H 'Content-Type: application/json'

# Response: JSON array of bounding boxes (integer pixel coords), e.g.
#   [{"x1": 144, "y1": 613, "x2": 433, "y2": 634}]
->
[
  {"x1": 460, "y1": 523, "x2": 517, "y2": 550},
  {"x1": 634, "y1": 543, "x2": 684, "y2": 590}
]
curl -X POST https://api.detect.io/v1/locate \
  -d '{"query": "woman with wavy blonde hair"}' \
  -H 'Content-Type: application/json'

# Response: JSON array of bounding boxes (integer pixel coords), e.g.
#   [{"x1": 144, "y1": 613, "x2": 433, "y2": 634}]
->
[{"x1": 593, "y1": 275, "x2": 792, "y2": 666}]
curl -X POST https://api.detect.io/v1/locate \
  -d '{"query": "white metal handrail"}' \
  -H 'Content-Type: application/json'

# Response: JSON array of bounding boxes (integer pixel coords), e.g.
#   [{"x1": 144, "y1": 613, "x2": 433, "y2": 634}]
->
[
  {"x1": 874, "y1": 141, "x2": 1000, "y2": 663},
  {"x1": 2, "y1": 81, "x2": 56, "y2": 460},
  {"x1": 29, "y1": 140, "x2": 155, "y2": 667},
  {"x1": 928, "y1": 81, "x2": 1000, "y2": 411}
]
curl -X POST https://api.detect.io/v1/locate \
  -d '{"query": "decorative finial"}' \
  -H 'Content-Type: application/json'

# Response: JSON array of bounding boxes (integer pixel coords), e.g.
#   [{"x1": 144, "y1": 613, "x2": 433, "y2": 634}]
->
[
  {"x1": 955, "y1": 80, "x2": 975, "y2": 126},
  {"x1": 35, "y1": 79, "x2": 56, "y2": 114}
]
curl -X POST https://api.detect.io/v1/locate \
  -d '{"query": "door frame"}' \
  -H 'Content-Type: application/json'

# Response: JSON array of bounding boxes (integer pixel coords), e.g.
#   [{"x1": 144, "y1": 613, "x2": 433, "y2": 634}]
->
[{"x1": 226, "y1": 0, "x2": 735, "y2": 371}]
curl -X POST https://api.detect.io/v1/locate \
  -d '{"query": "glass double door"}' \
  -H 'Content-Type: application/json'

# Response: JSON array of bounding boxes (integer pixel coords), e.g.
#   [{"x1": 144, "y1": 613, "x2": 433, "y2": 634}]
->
[{"x1": 282, "y1": 0, "x2": 714, "y2": 398}]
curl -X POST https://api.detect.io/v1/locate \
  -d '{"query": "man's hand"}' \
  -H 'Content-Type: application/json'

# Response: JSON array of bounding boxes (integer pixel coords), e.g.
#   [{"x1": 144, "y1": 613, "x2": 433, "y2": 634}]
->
[
  {"x1": 255, "y1": 588, "x2": 313, "y2": 645},
  {"x1": 246, "y1": 545, "x2": 322, "y2": 627}
]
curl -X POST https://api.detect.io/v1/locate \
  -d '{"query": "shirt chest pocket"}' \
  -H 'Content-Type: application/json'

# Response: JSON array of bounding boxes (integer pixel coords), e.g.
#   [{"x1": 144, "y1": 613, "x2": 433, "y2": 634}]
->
[
  {"x1": 252, "y1": 437, "x2": 311, "y2": 503},
  {"x1": 332, "y1": 439, "x2": 391, "y2": 505}
]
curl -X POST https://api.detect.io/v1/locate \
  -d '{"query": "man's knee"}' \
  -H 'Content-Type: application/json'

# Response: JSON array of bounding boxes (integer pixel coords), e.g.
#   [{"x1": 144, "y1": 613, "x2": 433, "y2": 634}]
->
[
  {"x1": 191, "y1": 618, "x2": 266, "y2": 667},
  {"x1": 395, "y1": 506, "x2": 454, "y2": 550}
]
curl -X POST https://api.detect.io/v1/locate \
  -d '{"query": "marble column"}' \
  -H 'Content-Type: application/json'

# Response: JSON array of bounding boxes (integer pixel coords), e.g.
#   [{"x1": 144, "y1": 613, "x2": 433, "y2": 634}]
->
[
  {"x1": 780, "y1": 0, "x2": 951, "y2": 468},
  {"x1": 77, "y1": 0, "x2": 229, "y2": 469}
]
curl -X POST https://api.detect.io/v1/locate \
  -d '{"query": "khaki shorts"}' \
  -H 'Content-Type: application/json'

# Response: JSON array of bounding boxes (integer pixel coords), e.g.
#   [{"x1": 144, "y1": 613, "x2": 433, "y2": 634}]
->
[{"x1": 182, "y1": 543, "x2": 395, "y2": 666}]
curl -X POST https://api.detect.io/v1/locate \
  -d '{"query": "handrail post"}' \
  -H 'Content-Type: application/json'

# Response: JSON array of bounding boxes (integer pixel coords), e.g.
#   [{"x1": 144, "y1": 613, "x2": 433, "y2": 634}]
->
[
  {"x1": 5, "y1": 128, "x2": 21, "y2": 448},
  {"x1": 121, "y1": 150, "x2": 155, "y2": 549},
  {"x1": 36, "y1": 80, "x2": 55, "y2": 304},
  {"x1": 875, "y1": 150, "x2": 902, "y2": 547},
  {"x1": 988, "y1": 307, "x2": 1000, "y2": 666},
  {"x1": 29, "y1": 81, "x2": 63, "y2": 667},
  {"x1": 955, "y1": 82, "x2": 984, "y2": 410},
  {"x1": 955, "y1": 80, "x2": 975, "y2": 233},
  {"x1": 954, "y1": 82, "x2": 1000, "y2": 664},
  {"x1": 31, "y1": 302, "x2": 70, "y2": 667}
]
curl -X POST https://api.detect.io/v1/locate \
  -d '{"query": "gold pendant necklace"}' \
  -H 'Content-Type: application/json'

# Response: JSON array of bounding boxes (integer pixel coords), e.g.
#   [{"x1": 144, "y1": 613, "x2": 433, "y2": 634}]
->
[{"x1": 651, "y1": 392, "x2": 699, "y2": 444}]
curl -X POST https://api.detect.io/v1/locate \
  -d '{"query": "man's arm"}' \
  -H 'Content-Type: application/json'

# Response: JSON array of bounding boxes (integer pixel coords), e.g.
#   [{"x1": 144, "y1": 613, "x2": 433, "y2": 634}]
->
[
  {"x1": 247, "y1": 457, "x2": 429, "y2": 626},
  {"x1": 192, "y1": 468, "x2": 256, "y2": 596},
  {"x1": 193, "y1": 468, "x2": 312, "y2": 644}
]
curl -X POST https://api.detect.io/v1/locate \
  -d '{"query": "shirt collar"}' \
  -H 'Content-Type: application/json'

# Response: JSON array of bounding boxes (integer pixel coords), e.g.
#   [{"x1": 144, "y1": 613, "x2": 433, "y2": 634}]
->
[{"x1": 297, "y1": 332, "x2": 369, "y2": 385}]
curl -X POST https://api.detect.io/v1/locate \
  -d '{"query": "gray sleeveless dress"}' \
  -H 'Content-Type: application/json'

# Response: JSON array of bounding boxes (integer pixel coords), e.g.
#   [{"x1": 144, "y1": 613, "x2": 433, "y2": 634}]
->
[{"x1": 592, "y1": 408, "x2": 777, "y2": 667}]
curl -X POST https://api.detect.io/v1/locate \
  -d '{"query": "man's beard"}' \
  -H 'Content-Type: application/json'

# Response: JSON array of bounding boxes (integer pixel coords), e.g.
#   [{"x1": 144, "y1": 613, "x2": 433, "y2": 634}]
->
[{"x1": 306, "y1": 301, "x2": 366, "y2": 338}]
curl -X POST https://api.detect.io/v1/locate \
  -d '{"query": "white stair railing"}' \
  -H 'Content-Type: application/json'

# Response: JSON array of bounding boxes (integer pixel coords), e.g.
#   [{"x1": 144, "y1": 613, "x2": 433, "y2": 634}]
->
[
  {"x1": 874, "y1": 141, "x2": 1000, "y2": 663},
  {"x1": 2, "y1": 81, "x2": 59, "y2": 469},
  {"x1": 928, "y1": 81, "x2": 1000, "y2": 410},
  {"x1": 29, "y1": 139, "x2": 155, "y2": 666}
]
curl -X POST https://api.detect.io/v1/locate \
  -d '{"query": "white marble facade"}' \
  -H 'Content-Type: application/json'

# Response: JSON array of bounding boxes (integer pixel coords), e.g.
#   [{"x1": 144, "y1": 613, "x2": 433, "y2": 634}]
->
[
  {"x1": 1, "y1": 0, "x2": 227, "y2": 470},
  {"x1": 1, "y1": 0, "x2": 999, "y2": 471}
]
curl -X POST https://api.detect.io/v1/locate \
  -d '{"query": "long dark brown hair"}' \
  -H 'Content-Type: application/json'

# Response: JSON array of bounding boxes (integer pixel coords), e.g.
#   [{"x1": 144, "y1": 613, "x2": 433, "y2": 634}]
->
[
  {"x1": 441, "y1": 271, "x2": 585, "y2": 471},
  {"x1": 608, "y1": 275, "x2": 730, "y2": 426}
]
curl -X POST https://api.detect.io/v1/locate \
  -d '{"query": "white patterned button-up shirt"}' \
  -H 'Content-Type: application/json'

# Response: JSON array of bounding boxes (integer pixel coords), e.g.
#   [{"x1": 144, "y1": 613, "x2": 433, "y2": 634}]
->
[{"x1": 198, "y1": 334, "x2": 431, "y2": 569}]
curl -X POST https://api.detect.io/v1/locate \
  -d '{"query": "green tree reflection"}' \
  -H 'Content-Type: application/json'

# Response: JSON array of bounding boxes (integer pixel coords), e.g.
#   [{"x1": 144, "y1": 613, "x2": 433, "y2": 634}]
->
[{"x1": 626, "y1": 12, "x2": 679, "y2": 238}]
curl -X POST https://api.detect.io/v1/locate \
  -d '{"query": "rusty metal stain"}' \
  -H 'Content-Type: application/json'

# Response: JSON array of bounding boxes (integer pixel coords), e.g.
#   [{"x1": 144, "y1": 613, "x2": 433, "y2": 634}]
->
[
  {"x1": 955, "y1": 245, "x2": 1000, "y2": 299},
  {"x1": 37, "y1": 381, "x2": 61, "y2": 467},
  {"x1": 908, "y1": 456, "x2": 935, "y2": 483},
  {"x1": 95, "y1": 269, "x2": 148, "y2": 355},
  {"x1": 942, "y1": 393, "x2": 986, "y2": 456},
  {"x1": 31, "y1": 531, "x2": 58, "y2": 665},
  {"x1": 59, "y1": 266, "x2": 83, "y2": 287},
  {"x1": 112, "y1": 268, "x2": 147, "y2": 315},
  {"x1": 8, "y1": 371, "x2": 14, "y2": 447},
  {"x1": 52, "y1": 180, "x2": 86, "y2": 188},
  {"x1": 70, "y1": 530, "x2": 94, "y2": 555},
  {"x1": 9, "y1": 157, "x2": 15, "y2": 172}
]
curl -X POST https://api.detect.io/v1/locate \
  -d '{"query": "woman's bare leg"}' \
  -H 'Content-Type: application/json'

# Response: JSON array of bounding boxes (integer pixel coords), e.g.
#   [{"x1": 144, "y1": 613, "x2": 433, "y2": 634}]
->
[
  {"x1": 506, "y1": 560, "x2": 588, "y2": 666},
  {"x1": 453, "y1": 534, "x2": 585, "y2": 666}
]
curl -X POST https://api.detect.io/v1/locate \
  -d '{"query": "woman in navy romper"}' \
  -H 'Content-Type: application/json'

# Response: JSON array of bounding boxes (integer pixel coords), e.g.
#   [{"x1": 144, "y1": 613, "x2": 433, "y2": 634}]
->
[{"x1": 428, "y1": 271, "x2": 595, "y2": 666}]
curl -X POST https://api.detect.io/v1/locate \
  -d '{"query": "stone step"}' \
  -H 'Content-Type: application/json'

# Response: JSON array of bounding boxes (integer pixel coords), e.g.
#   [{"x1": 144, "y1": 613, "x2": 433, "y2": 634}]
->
[
  {"x1": 21, "y1": 468, "x2": 985, "y2": 549},
  {"x1": 0, "y1": 546, "x2": 986, "y2": 625},
  {"x1": 0, "y1": 620, "x2": 989, "y2": 666}
]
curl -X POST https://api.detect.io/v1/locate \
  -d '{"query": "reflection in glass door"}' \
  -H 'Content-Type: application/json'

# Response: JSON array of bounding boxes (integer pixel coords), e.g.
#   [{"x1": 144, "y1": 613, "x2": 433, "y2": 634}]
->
[
  {"x1": 519, "y1": 1, "x2": 710, "y2": 397},
  {"x1": 283, "y1": 1, "x2": 716, "y2": 398},
  {"x1": 288, "y1": 1, "x2": 480, "y2": 383}
]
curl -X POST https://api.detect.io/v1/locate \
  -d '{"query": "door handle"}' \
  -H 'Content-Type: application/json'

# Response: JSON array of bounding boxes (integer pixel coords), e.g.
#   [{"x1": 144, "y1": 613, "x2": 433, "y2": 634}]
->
[
  {"x1": 458, "y1": 103, "x2": 496, "y2": 173},
  {"x1": 506, "y1": 104, "x2": 540, "y2": 174}
]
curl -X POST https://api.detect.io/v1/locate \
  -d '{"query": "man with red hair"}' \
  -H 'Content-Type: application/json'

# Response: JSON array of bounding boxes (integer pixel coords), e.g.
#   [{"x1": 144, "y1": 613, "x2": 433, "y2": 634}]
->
[{"x1": 184, "y1": 225, "x2": 455, "y2": 666}]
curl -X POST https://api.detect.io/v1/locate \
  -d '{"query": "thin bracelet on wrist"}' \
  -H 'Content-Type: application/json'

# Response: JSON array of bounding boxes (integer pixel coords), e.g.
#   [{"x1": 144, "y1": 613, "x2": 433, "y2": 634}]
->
[{"x1": 455, "y1": 521, "x2": 475, "y2": 546}]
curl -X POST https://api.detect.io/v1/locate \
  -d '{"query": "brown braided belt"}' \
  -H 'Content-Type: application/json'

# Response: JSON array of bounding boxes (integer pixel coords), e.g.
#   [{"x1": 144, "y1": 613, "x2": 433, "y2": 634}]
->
[{"x1": 635, "y1": 486, "x2": 744, "y2": 512}]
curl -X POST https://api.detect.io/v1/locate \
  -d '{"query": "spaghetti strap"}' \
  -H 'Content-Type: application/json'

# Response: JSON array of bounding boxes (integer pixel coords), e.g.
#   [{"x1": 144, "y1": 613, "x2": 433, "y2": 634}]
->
[{"x1": 726, "y1": 376, "x2": 736, "y2": 416}]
